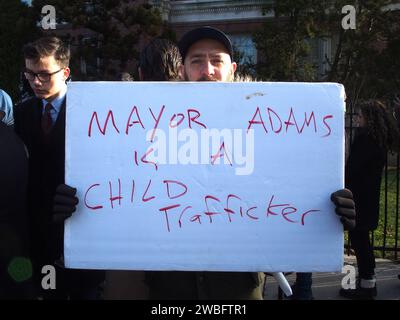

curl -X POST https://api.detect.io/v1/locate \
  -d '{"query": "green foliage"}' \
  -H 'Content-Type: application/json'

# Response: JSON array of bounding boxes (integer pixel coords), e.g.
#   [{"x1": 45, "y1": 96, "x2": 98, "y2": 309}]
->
[
  {"x1": 253, "y1": 0, "x2": 400, "y2": 103},
  {"x1": 254, "y1": 0, "x2": 332, "y2": 81},
  {"x1": 326, "y1": 0, "x2": 400, "y2": 103},
  {"x1": 0, "y1": 0, "x2": 40, "y2": 101}
]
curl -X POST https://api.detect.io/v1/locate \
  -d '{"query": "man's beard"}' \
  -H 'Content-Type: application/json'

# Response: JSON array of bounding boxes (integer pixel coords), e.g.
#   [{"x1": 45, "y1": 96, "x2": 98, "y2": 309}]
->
[
  {"x1": 184, "y1": 74, "x2": 218, "y2": 81},
  {"x1": 184, "y1": 71, "x2": 233, "y2": 82},
  {"x1": 197, "y1": 76, "x2": 218, "y2": 81}
]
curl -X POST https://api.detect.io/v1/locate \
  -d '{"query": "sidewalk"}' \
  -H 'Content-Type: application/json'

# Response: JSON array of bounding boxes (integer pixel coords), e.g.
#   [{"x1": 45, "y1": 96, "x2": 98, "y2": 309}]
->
[{"x1": 263, "y1": 255, "x2": 400, "y2": 300}]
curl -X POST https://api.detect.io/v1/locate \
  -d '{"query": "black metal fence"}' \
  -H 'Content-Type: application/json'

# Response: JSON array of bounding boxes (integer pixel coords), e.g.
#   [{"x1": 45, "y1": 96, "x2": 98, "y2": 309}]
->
[{"x1": 346, "y1": 103, "x2": 400, "y2": 261}]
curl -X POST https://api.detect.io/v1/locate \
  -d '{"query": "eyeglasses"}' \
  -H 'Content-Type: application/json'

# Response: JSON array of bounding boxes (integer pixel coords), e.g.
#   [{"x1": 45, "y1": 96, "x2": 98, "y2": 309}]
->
[{"x1": 24, "y1": 68, "x2": 64, "y2": 82}]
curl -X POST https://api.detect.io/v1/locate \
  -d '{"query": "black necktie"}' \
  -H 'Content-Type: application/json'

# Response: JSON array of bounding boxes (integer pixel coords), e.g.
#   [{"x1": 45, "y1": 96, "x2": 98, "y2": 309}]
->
[{"x1": 42, "y1": 103, "x2": 53, "y2": 134}]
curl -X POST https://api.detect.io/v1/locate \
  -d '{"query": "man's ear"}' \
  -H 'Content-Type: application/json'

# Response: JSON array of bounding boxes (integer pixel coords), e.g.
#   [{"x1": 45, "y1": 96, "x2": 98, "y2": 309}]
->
[
  {"x1": 231, "y1": 62, "x2": 237, "y2": 74},
  {"x1": 138, "y1": 67, "x2": 144, "y2": 81},
  {"x1": 63, "y1": 67, "x2": 70, "y2": 81},
  {"x1": 178, "y1": 65, "x2": 184, "y2": 80}
]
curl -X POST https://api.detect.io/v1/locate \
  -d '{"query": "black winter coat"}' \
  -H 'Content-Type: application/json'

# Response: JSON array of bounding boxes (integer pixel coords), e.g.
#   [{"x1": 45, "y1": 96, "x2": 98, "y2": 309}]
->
[{"x1": 345, "y1": 128, "x2": 386, "y2": 230}]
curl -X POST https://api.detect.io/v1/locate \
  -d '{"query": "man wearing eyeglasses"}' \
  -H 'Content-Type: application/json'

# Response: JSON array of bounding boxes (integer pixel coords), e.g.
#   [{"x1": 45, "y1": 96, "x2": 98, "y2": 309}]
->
[{"x1": 14, "y1": 36, "x2": 104, "y2": 300}]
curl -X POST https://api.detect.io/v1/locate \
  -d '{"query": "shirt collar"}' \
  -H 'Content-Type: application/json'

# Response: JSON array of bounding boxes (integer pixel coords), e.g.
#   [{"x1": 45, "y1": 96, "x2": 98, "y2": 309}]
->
[{"x1": 42, "y1": 85, "x2": 67, "y2": 112}]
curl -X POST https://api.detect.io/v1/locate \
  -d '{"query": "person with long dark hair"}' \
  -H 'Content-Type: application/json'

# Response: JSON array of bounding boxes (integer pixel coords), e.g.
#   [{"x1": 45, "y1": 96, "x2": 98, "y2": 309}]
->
[{"x1": 340, "y1": 100, "x2": 400, "y2": 299}]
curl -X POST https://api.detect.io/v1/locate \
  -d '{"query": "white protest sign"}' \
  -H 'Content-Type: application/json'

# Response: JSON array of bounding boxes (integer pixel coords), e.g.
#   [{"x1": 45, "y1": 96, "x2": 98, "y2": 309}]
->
[{"x1": 65, "y1": 81, "x2": 345, "y2": 272}]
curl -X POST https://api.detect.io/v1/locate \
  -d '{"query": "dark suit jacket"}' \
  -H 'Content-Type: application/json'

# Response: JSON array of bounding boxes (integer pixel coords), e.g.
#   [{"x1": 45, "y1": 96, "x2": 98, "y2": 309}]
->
[
  {"x1": 14, "y1": 96, "x2": 66, "y2": 267},
  {"x1": 345, "y1": 128, "x2": 386, "y2": 230}
]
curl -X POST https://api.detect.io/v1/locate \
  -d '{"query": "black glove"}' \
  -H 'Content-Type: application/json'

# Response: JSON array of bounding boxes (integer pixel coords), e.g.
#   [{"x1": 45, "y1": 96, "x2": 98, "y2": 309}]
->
[
  {"x1": 330, "y1": 188, "x2": 356, "y2": 231},
  {"x1": 53, "y1": 184, "x2": 79, "y2": 224}
]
